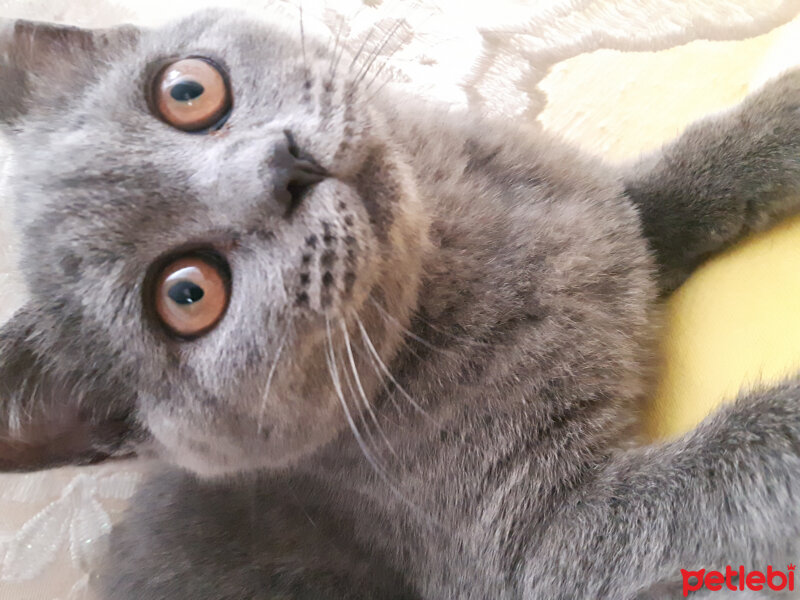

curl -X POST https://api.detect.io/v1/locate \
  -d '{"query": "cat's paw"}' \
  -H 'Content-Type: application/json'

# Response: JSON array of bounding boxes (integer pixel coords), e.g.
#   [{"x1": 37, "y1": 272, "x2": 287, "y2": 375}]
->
[
  {"x1": 739, "y1": 67, "x2": 800, "y2": 152},
  {"x1": 713, "y1": 66, "x2": 800, "y2": 233}
]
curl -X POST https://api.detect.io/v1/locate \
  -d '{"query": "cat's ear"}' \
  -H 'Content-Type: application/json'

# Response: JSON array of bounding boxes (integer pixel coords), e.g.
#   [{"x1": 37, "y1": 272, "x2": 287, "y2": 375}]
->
[
  {"x1": 0, "y1": 304, "x2": 139, "y2": 471},
  {"x1": 0, "y1": 18, "x2": 140, "y2": 125}
]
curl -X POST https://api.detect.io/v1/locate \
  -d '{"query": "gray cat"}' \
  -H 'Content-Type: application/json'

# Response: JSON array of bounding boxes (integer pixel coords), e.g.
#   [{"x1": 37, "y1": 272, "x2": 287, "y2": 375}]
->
[{"x1": 1, "y1": 8, "x2": 800, "y2": 599}]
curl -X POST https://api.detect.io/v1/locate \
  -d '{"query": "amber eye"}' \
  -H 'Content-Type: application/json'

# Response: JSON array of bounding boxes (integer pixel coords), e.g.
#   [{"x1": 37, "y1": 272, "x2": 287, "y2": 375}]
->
[
  {"x1": 154, "y1": 256, "x2": 230, "y2": 338},
  {"x1": 153, "y1": 58, "x2": 231, "y2": 132}
]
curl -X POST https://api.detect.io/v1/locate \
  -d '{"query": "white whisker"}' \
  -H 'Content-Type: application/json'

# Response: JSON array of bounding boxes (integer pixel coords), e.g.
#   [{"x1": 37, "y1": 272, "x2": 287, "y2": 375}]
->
[
  {"x1": 349, "y1": 324, "x2": 405, "y2": 418},
  {"x1": 364, "y1": 69, "x2": 395, "y2": 105},
  {"x1": 353, "y1": 18, "x2": 406, "y2": 88},
  {"x1": 325, "y1": 317, "x2": 390, "y2": 480},
  {"x1": 354, "y1": 313, "x2": 436, "y2": 425},
  {"x1": 340, "y1": 318, "x2": 398, "y2": 459},
  {"x1": 298, "y1": 2, "x2": 308, "y2": 81},
  {"x1": 348, "y1": 25, "x2": 377, "y2": 74},
  {"x1": 369, "y1": 296, "x2": 460, "y2": 357},
  {"x1": 378, "y1": 295, "x2": 492, "y2": 350},
  {"x1": 326, "y1": 318, "x2": 437, "y2": 525},
  {"x1": 257, "y1": 323, "x2": 290, "y2": 434},
  {"x1": 327, "y1": 14, "x2": 348, "y2": 80},
  {"x1": 339, "y1": 348, "x2": 389, "y2": 467},
  {"x1": 364, "y1": 57, "x2": 390, "y2": 92}
]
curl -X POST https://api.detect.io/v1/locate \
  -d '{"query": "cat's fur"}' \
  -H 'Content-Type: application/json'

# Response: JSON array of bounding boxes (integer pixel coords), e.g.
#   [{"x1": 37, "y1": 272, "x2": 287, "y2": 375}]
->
[{"x1": 1, "y1": 8, "x2": 800, "y2": 599}]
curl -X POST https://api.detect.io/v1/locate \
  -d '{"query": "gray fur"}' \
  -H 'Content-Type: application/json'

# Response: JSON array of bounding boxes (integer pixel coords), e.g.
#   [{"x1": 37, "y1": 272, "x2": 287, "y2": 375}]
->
[{"x1": 0, "y1": 9, "x2": 799, "y2": 599}]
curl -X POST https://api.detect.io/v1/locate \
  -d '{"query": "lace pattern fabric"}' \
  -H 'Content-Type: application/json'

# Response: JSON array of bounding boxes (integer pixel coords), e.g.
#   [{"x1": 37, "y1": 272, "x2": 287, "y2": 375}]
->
[{"x1": 0, "y1": 466, "x2": 142, "y2": 600}]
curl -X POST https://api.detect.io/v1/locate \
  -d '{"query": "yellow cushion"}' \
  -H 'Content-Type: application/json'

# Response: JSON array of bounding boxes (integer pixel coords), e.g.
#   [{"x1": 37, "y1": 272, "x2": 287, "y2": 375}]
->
[{"x1": 647, "y1": 213, "x2": 800, "y2": 439}]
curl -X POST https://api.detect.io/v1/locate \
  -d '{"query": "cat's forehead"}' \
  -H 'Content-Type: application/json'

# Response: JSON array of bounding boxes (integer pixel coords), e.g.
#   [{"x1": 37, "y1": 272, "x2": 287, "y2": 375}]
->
[
  {"x1": 15, "y1": 9, "x2": 363, "y2": 206},
  {"x1": 16, "y1": 10, "x2": 331, "y2": 147},
  {"x1": 144, "y1": 11, "x2": 308, "y2": 73}
]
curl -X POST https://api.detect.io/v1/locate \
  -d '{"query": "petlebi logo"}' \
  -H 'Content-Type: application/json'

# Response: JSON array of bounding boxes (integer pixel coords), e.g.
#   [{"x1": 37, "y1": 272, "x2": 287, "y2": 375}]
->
[{"x1": 681, "y1": 564, "x2": 795, "y2": 596}]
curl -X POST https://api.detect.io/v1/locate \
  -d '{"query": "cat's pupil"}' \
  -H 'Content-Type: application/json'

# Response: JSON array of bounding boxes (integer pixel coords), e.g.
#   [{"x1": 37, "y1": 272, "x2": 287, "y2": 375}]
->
[
  {"x1": 170, "y1": 80, "x2": 204, "y2": 102},
  {"x1": 168, "y1": 281, "x2": 205, "y2": 305}
]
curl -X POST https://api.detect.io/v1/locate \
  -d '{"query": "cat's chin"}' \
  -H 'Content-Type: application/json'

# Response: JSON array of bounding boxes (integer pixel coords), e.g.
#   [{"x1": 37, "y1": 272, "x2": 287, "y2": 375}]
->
[
  {"x1": 159, "y1": 444, "x2": 285, "y2": 479},
  {"x1": 144, "y1": 412, "x2": 278, "y2": 479},
  {"x1": 150, "y1": 432, "x2": 310, "y2": 479},
  {"x1": 143, "y1": 403, "x2": 337, "y2": 479}
]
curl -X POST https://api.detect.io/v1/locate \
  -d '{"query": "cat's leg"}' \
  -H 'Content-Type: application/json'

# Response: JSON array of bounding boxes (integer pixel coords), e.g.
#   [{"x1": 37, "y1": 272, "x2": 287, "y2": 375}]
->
[
  {"x1": 520, "y1": 380, "x2": 800, "y2": 599},
  {"x1": 92, "y1": 469, "x2": 419, "y2": 600},
  {"x1": 623, "y1": 69, "x2": 800, "y2": 293}
]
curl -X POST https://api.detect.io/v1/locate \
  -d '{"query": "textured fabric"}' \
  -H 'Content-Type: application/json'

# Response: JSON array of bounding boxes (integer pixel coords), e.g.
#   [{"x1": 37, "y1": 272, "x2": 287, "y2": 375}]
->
[{"x1": 0, "y1": 1, "x2": 799, "y2": 598}]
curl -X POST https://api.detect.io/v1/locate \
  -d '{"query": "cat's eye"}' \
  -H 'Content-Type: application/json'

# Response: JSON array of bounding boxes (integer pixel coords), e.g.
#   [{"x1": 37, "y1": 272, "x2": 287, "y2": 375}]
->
[
  {"x1": 154, "y1": 256, "x2": 230, "y2": 338},
  {"x1": 153, "y1": 58, "x2": 231, "y2": 132}
]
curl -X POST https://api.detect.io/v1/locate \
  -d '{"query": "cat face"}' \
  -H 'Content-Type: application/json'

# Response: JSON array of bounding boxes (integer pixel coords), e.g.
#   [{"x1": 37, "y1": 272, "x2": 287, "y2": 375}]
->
[{"x1": 0, "y1": 10, "x2": 428, "y2": 476}]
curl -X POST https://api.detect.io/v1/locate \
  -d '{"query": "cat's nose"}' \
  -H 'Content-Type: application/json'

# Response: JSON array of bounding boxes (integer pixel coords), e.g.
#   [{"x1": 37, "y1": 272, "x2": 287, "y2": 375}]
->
[{"x1": 270, "y1": 131, "x2": 327, "y2": 215}]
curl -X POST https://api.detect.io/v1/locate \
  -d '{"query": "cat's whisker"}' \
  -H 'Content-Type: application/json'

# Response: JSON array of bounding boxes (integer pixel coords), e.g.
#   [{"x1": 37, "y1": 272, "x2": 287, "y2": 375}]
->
[
  {"x1": 368, "y1": 296, "x2": 460, "y2": 357},
  {"x1": 355, "y1": 311, "x2": 481, "y2": 457},
  {"x1": 338, "y1": 348, "x2": 390, "y2": 467},
  {"x1": 257, "y1": 322, "x2": 290, "y2": 435},
  {"x1": 362, "y1": 28, "x2": 410, "y2": 92},
  {"x1": 366, "y1": 303, "x2": 430, "y2": 368},
  {"x1": 362, "y1": 37, "x2": 397, "y2": 88},
  {"x1": 25, "y1": 379, "x2": 41, "y2": 421},
  {"x1": 354, "y1": 313, "x2": 437, "y2": 426},
  {"x1": 352, "y1": 18, "x2": 407, "y2": 89},
  {"x1": 363, "y1": 68, "x2": 395, "y2": 105},
  {"x1": 348, "y1": 321, "x2": 405, "y2": 418},
  {"x1": 329, "y1": 19, "x2": 351, "y2": 82},
  {"x1": 353, "y1": 31, "x2": 399, "y2": 90},
  {"x1": 287, "y1": 479, "x2": 318, "y2": 529},
  {"x1": 348, "y1": 24, "x2": 377, "y2": 74},
  {"x1": 408, "y1": 304, "x2": 493, "y2": 349},
  {"x1": 363, "y1": 0, "x2": 433, "y2": 95},
  {"x1": 326, "y1": 319, "x2": 438, "y2": 524},
  {"x1": 325, "y1": 317, "x2": 410, "y2": 500},
  {"x1": 324, "y1": 317, "x2": 392, "y2": 480},
  {"x1": 339, "y1": 317, "x2": 399, "y2": 460},
  {"x1": 327, "y1": 14, "x2": 348, "y2": 81},
  {"x1": 298, "y1": 2, "x2": 308, "y2": 82},
  {"x1": 5, "y1": 399, "x2": 21, "y2": 434}
]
